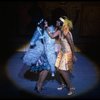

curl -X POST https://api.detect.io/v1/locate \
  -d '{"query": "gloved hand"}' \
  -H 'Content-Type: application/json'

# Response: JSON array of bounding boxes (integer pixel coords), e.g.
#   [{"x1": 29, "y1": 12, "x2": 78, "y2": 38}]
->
[{"x1": 73, "y1": 55, "x2": 77, "y2": 63}]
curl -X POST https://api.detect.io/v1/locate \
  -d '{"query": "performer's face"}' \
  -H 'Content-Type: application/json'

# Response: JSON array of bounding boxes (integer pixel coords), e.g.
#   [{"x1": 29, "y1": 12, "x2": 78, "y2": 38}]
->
[
  {"x1": 63, "y1": 25, "x2": 69, "y2": 36},
  {"x1": 56, "y1": 20, "x2": 61, "y2": 27}
]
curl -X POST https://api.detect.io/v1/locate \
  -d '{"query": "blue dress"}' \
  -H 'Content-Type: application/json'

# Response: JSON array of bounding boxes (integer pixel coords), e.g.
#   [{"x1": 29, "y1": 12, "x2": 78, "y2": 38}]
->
[
  {"x1": 23, "y1": 27, "x2": 44, "y2": 67},
  {"x1": 23, "y1": 26, "x2": 56, "y2": 72},
  {"x1": 43, "y1": 25, "x2": 56, "y2": 73}
]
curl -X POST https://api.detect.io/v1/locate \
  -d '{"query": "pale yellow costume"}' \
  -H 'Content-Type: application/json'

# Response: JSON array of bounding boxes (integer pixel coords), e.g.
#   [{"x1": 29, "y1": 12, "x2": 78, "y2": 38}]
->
[{"x1": 55, "y1": 32, "x2": 73, "y2": 71}]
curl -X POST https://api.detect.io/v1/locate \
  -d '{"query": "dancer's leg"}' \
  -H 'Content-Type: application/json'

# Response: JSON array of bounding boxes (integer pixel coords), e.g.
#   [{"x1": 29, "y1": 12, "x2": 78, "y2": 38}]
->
[
  {"x1": 57, "y1": 73, "x2": 66, "y2": 90},
  {"x1": 36, "y1": 70, "x2": 49, "y2": 92},
  {"x1": 58, "y1": 70, "x2": 75, "y2": 95}
]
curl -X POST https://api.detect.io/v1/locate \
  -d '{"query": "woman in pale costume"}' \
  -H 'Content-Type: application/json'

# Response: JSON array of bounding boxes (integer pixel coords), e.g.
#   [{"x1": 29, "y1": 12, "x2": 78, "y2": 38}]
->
[
  {"x1": 44, "y1": 16, "x2": 76, "y2": 95},
  {"x1": 19, "y1": 19, "x2": 56, "y2": 93}
]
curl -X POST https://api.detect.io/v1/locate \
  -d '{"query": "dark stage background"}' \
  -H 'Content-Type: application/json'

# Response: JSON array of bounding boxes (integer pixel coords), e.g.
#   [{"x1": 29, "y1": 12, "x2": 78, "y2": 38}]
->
[{"x1": 0, "y1": 1, "x2": 100, "y2": 99}]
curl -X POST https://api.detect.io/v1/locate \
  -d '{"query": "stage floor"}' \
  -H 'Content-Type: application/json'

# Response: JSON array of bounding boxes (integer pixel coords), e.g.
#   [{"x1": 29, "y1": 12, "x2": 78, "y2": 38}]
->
[{"x1": 4, "y1": 52, "x2": 100, "y2": 99}]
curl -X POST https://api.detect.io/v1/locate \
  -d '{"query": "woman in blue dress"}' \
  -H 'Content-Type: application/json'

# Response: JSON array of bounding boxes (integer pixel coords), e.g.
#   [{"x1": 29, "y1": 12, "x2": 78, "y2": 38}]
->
[{"x1": 19, "y1": 19, "x2": 56, "y2": 92}]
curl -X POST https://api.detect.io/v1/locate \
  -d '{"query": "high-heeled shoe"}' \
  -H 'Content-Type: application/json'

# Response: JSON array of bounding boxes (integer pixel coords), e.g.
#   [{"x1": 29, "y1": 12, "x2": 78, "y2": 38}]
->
[
  {"x1": 34, "y1": 86, "x2": 41, "y2": 93},
  {"x1": 67, "y1": 87, "x2": 75, "y2": 96},
  {"x1": 57, "y1": 84, "x2": 66, "y2": 90}
]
